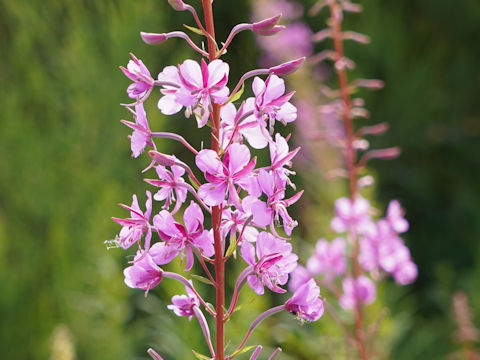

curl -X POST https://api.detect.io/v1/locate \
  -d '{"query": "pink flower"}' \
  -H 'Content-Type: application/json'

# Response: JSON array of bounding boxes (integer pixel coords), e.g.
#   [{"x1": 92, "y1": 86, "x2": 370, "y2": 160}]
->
[
  {"x1": 306, "y1": 238, "x2": 347, "y2": 281},
  {"x1": 124, "y1": 251, "x2": 163, "y2": 293},
  {"x1": 145, "y1": 165, "x2": 187, "y2": 211},
  {"x1": 251, "y1": 74, "x2": 297, "y2": 133},
  {"x1": 167, "y1": 284, "x2": 200, "y2": 320},
  {"x1": 121, "y1": 103, "x2": 152, "y2": 158},
  {"x1": 285, "y1": 279, "x2": 324, "y2": 322},
  {"x1": 250, "y1": 170, "x2": 302, "y2": 236},
  {"x1": 157, "y1": 59, "x2": 230, "y2": 127},
  {"x1": 359, "y1": 219, "x2": 417, "y2": 285},
  {"x1": 120, "y1": 53, "x2": 154, "y2": 101},
  {"x1": 330, "y1": 197, "x2": 374, "y2": 234},
  {"x1": 196, "y1": 143, "x2": 256, "y2": 206},
  {"x1": 112, "y1": 191, "x2": 152, "y2": 250},
  {"x1": 219, "y1": 101, "x2": 268, "y2": 150},
  {"x1": 288, "y1": 264, "x2": 312, "y2": 292},
  {"x1": 339, "y1": 276, "x2": 376, "y2": 310},
  {"x1": 221, "y1": 205, "x2": 259, "y2": 246},
  {"x1": 393, "y1": 260, "x2": 418, "y2": 285},
  {"x1": 386, "y1": 200, "x2": 409, "y2": 233},
  {"x1": 150, "y1": 201, "x2": 214, "y2": 271},
  {"x1": 268, "y1": 133, "x2": 300, "y2": 188},
  {"x1": 241, "y1": 232, "x2": 298, "y2": 294}
]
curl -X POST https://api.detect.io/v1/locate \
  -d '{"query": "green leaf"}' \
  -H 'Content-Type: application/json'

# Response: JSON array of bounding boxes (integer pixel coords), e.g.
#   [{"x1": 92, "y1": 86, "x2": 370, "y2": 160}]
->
[
  {"x1": 192, "y1": 350, "x2": 211, "y2": 360},
  {"x1": 225, "y1": 234, "x2": 237, "y2": 259},
  {"x1": 233, "y1": 298, "x2": 256, "y2": 314},
  {"x1": 183, "y1": 24, "x2": 205, "y2": 36},
  {"x1": 226, "y1": 82, "x2": 245, "y2": 104},
  {"x1": 189, "y1": 274, "x2": 214, "y2": 286},
  {"x1": 189, "y1": 176, "x2": 199, "y2": 190},
  {"x1": 229, "y1": 345, "x2": 257, "y2": 358}
]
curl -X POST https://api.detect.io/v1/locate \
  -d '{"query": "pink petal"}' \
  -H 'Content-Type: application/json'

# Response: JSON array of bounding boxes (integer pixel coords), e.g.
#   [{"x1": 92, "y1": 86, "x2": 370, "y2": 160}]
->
[
  {"x1": 195, "y1": 150, "x2": 223, "y2": 175},
  {"x1": 198, "y1": 182, "x2": 227, "y2": 206},
  {"x1": 184, "y1": 201, "x2": 204, "y2": 234},
  {"x1": 179, "y1": 59, "x2": 202, "y2": 89}
]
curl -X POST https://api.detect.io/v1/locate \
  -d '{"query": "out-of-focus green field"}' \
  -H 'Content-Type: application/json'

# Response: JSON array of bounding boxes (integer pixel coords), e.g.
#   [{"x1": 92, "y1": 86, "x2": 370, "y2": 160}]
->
[{"x1": 0, "y1": 0, "x2": 479, "y2": 359}]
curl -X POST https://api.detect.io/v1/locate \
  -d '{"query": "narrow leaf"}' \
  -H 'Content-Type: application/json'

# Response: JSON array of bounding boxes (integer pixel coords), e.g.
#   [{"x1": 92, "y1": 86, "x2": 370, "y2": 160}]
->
[
  {"x1": 192, "y1": 350, "x2": 210, "y2": 360},
  {"x1": 189, "y1": 274, "x2": 214, "y2": 286},
  {"x1": 225, "y1": 234, "x2": 237, "y2": 258},
  {"x1": 230, "y1": 345, "x2": 257, "y2": 358},
  {"x1": 183, "y1": 24, "x2": 205, "y2": 36},
  {"x1": 226, "y1": 82, "x2": 245, "y2": 104}
]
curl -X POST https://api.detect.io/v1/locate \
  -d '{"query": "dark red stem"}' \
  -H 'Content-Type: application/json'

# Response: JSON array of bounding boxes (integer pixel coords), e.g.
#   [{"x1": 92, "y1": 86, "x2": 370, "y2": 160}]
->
[
  {"x1": 201, "y1": 1, "x2": 225, "y2": 359},
  {"x1": 328, "y1": 2, "x2": 367, "y2": 360}
]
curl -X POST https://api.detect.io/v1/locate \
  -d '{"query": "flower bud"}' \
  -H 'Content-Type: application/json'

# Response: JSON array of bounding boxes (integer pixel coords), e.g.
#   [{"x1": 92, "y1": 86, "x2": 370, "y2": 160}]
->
[
  {"x1": 141, "y1": 32, "x2": 168, "y2": 45},
  {"x1": 147, "y1": 348, "x2": 164, "y2": 360},
  {"x1": 252, "y1": 14, "x2": 282, "y2": 33},
  {"x1": 254, "y1": 25, "x2": 285, "y2": 36},
  {"x1": 269, "y1": 57, "x2": 305, "y2": 75},
  {"x1": 168, "y1": 0, "x2": 187, "y2": 11},
  {"x1": 148, "y1": 150, "x2": 177, "y2": 166}
]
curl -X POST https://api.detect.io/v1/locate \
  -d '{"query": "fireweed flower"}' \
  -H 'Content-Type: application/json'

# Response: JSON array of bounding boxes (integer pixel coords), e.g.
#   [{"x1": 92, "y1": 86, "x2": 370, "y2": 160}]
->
[
  {"x1": 146, "y1": 165, "x2": 188, "y2": 211},
  {"x1": 359, "y1": 212, "x2": 417, "y2": 285},
  {"x1": 120, "y1": 53, "x2": 155, "y2": 102},
  {"x1": 285, "y1": 278, "x2": 324, "y2": 322},
  {"x1": 288, "y1": 264, "x2": 313, "y2": 292},
  {"x1": 157, "y1": 59, "x2": 230, "y2": 127},
  {"x1": 196, "y1": 143, "x2": 256, "y2": 207},
  {"x1": 150, "y1": 201, "x2": 214, "y2": 271},
  {"x1": 330, "y1": 196, "x2": 374, "y2": 234},
  {"x1": 167, "y1": 284, "x2": 200, "y2": 320},
  {"x1": 339, "y1": 276, "x2": 376, "y2": 310},
  {"x1": 268, "y1": 133, "x2": 299, "y2": 188},
  {"x1": 124, "y1": 250, "x2": 163, "y2": 293},
  {"x1": 250, "y1": 169, "x2": 302, "y2": 236},
  {"x1": 121, "y1": 103, "x2": 152, "y2": 158},
  {"x1": 221, "y1": 206, "x2": 259, "y2": 246},
  {"x1": 306, "y1": 237, "x2": 347, "y2": 282},
  {"x1": 251, "y1": 74, "x2": 297, "y2": 134},
  {"x1": 241, "y1": 232, "x2": 298, "y2": 294},
  {"x1": 386, "y1": 200, "x2": 409, "y2": 233},
  {"x1": 219, "y1": 101, "x2": 268, "y2": 150},
  {"x1": 112, "y1": 191, "x2": 152, "y2": 250}
]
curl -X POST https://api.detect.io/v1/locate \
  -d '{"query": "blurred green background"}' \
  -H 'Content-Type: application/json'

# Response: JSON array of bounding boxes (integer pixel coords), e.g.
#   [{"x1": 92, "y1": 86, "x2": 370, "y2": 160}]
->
[{"x1": 1, "y1": 0, "x2": 479, "y2": 359}]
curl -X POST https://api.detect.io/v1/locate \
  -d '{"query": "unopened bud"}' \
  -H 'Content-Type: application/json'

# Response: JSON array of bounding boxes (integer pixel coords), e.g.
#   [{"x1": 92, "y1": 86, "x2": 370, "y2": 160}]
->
[
  {"x1": 148, "y1": 348, "x2": 164, "y2": 360},
  {"x1": 341, "y1": 0, "x2": 363, "y2": 13},
  {"x1": 353, "y1": 78, "x2": 385, "y2": 90},
  {"x1": 269, "y1": 57, "x2": 305, "y2": 75},
  {"x1": 254, "y1": 25, "x2": 285, "y2": 36},
  {"x1": 342, "y1": 31, "x2": 370, "y2": 44},
  {"x1": 353, "y1": 139, "x2": 369, "y2": 150},
  {"x1": 168, "y1": 0, "x2": 187, "y2": 11},
  {"x1": 334, "y1": 57, "x2": 355, "y2": 71},
  {"x1": 141, "y1": 32, "x2": 168, "y2": 45},
  {"x1": 358, "y1": 175, "x2": 375, "y2": 188},
  {"x1": 358, "y1": 123, "x2": 389, "y2": 136},
  {"x1": 359, "y1": 147, "x2": 401, "y2": 167},
  {"x1": 148, "y1": 150, "x2": 176, "y2": 166},
  {"x1": 252, "y1": 14, "x2": 282, "y2": 33}
]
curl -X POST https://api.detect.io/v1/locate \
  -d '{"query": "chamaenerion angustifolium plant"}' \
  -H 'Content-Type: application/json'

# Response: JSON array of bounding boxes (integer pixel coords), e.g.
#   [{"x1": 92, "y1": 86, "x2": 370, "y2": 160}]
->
[
  {"x1": 252, "y1": 1, "x2": 419, "y2": 359},
  {"x1": 107, "y1": 1, "x2": 324, "y2": 359}
]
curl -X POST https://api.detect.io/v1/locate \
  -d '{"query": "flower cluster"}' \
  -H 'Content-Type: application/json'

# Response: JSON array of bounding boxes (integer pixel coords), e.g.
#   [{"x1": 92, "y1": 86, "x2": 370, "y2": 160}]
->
[
  {"x1": 109, "y1": 2, "x2": 323, "y2": 359},
  {"x1": 294, "y1": 197, "x2": 417, "y2": 310},
  {"x1": 253, "y1": 0, "x2": 418, "y2": 359}
]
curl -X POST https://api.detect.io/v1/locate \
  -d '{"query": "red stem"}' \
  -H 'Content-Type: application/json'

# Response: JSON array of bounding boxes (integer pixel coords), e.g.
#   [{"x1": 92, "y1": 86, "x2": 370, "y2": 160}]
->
[
  {"x1": 201, "y1": 1, "x2": 225, "y2": 359},
  {"x1": 328, "y1": 2, "x2": 367, "y2": 360}
]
